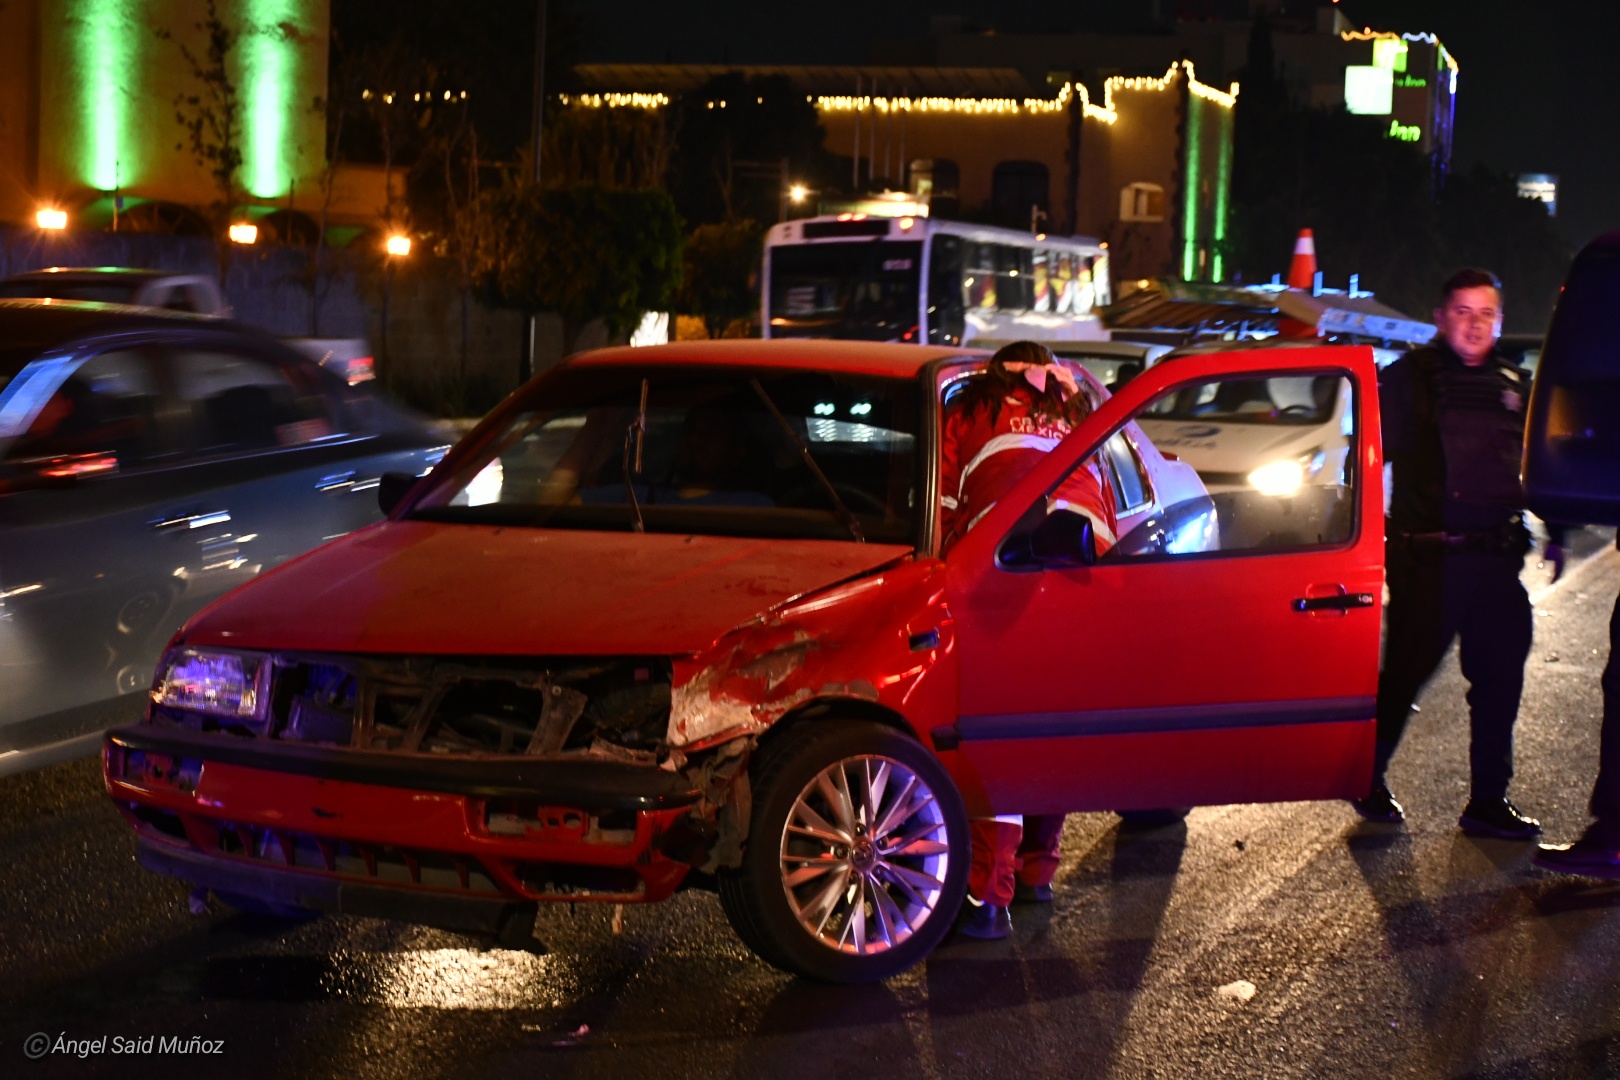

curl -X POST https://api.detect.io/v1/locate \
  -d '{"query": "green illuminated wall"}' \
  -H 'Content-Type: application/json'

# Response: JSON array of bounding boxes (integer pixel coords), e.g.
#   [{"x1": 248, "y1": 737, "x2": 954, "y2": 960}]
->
[
  {"x1": 242, "y1": 0, "x2": 305, "y2": 198},
  {"x1": 1180, "y1": 90, "x2": 1203, "y2": 282},
  {"x1": 42, "y1": 1, "x2": 326, "y2": 208},
  {"x1": 63, "y1": 0, "x2": 139, "y2": 192},
  {"x1": 1211, "y1": 104, "x2": 1233, "y2": 282}
]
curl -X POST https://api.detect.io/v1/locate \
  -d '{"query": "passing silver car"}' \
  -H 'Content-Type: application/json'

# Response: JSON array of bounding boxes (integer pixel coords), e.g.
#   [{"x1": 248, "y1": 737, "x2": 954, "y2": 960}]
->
[{"x1": 0, "y1": 300, "x2": 446, "y2": 774}]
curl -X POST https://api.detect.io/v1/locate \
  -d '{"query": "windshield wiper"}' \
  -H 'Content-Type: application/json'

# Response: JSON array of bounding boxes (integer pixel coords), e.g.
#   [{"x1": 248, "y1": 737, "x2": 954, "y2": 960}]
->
[
  {"x1": 622, "y1": 377, "x2": 648, "y2": 532},
  {"x1": 749, "y1": 377, "x2": 865, "y2": 543}
]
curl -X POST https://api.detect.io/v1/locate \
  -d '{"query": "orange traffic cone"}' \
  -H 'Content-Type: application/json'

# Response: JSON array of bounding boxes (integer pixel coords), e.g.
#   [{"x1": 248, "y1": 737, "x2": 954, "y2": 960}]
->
[
  {"x1": 1286, "y1": 228, "x2": 1317, "y2": 290},
  {"x1": 1279, "y1": 228, "x2": 1319, "y2": 338}
]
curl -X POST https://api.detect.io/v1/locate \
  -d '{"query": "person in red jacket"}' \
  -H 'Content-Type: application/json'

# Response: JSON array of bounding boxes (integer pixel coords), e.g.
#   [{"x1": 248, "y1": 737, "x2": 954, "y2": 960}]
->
[{"x1": 941, "y1": 341, "x2": 1119, "y2": 940}]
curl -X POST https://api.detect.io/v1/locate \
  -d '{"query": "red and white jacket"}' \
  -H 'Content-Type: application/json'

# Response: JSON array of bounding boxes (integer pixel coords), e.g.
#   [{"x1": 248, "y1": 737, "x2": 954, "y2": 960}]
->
[{"x1": 940, "y1": 384, "x2": 1118, "y2": 554}]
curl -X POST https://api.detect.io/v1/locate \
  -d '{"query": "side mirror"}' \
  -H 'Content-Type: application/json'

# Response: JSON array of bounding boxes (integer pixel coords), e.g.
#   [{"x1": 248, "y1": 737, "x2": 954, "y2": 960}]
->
[
  {"x1": 377, "y1": 471, "x2": 418, "y2": 516},
  {"x1": 998, "y1": 508, "x2": 1097, "y2": 571}
]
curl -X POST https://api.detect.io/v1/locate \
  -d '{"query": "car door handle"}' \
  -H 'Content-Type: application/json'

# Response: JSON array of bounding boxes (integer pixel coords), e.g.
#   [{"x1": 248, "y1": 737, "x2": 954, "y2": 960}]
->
[
  {"x1": 149, "y1": 510, "x2": 232, "y2": 532},
  {"x1": 1292, "y1": 592, "x2": 1376, "y2": 613}
]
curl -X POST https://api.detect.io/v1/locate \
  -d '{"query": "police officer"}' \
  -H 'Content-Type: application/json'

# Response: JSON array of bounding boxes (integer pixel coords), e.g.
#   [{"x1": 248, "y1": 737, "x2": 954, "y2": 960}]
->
[{"x1": 1352, "y1": 268, "x2": 1564, "y2": 836}]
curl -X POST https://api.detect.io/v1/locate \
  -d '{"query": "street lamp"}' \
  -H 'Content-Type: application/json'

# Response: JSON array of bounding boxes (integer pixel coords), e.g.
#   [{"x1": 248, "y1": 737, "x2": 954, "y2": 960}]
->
[
  {"x1": 385, "y1": 233, "x2": 412, "y2": 257},
  {"x1": 789, "y1": 183, "x2": 808, "y2": 203},
  {"x1": 228, "y1": 222, "x2": 258, "y2": 245},
  {"x1": 35, "y1": 207, "x2": 67, "y2": 230}
]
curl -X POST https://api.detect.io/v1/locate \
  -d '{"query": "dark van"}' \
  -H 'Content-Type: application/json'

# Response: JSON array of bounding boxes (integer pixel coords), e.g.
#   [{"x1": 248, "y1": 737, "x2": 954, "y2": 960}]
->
[{"x1": 1524, "y1": 231, "x2": 1620, "y2": 526}]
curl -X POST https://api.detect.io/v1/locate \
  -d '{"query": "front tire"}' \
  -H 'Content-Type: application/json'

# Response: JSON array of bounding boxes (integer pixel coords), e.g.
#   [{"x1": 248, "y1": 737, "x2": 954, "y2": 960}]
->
[{"x1": 719, "y1": 719, "x2": 970, "y2": 983}]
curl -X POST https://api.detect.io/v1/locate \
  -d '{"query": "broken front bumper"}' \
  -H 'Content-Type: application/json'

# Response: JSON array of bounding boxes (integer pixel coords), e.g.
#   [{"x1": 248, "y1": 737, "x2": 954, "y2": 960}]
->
[{"x1": 104, "y1": 725, "x2": 704, "y2": 933}]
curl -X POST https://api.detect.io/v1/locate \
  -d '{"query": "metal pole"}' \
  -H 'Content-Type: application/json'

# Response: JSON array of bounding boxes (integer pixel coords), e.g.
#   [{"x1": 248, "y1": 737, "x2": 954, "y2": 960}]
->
[
  {"x1": 523, "y1": 0, "x2": 548, "y2": 384},
  {"x1": 855, "y1": 75, "x2": 868, "y2": 191}
]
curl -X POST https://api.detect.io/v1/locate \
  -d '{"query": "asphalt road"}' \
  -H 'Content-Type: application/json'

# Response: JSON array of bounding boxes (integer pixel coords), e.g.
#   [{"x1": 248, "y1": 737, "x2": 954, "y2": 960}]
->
[{"x1": 3, "y1": 536, "x2": 1618, "y2": 1080}]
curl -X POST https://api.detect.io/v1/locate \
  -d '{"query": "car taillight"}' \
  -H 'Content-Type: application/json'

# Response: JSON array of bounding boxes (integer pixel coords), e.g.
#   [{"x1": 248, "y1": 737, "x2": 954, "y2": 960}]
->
[{"x1": 345, "y1": 356, "x2": 375, "y2": 384}]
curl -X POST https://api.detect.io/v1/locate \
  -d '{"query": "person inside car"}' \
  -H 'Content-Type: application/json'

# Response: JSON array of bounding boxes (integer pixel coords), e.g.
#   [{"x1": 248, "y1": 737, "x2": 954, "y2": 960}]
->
[{"x1": 940, "y1": 340, "x2": 1119, "y2": 939}]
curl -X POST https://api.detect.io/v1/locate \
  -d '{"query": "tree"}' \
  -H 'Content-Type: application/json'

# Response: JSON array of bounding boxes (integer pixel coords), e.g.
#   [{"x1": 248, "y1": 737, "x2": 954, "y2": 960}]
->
[
  {"x1": 159, "y1": 0, "x2": 244, "y2": 282},
  {"x1": 542, "y1": 103, "x2": 672, "y2": 191},
  {"x1": 675, "y1": 219, "x2": 763, "y2": 338},
  {"x1": 668, "y1": 73, "x2": 837, "y2": 228},
  {"x1": 469, "y1": 183, "x2": 684, "y2": 355}
]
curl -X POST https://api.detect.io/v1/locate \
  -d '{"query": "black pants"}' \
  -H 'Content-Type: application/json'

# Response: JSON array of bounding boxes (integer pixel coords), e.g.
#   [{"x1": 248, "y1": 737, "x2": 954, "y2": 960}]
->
[
  {"x1": 1585, "y1": 587, "x2": 1620, "y2": 842},
  {"x1": 1374, "y1": 542, "x2": 1533, "y2": 801}
]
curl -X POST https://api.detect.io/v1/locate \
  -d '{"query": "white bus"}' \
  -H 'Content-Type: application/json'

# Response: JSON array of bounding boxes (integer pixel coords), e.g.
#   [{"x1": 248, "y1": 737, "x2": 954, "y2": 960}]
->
[{"x1": 762, "y1": 215, "x2": 1111, "y2": 347}]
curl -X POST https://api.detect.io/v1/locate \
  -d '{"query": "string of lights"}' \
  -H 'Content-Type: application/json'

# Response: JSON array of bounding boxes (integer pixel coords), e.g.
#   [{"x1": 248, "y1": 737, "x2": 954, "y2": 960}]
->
[
  {"x1": 1340, "y1": 29, "x2": 1460, "y2": 73},
  {"x1": 815, "y1": 62, "x2": 1237, "y2": 121},
  {"x1": 556, "y1": 91, "x2": 671, "y2": 109},
  {"x1": 555, "y1": 61, "x2": 1237, "y2": 124}
]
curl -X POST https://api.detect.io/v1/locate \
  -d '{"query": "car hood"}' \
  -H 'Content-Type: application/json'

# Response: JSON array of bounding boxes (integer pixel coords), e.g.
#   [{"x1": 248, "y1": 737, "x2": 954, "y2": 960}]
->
[{"x1": 183, "y1": 521, "x2": 911, "y2": 656}]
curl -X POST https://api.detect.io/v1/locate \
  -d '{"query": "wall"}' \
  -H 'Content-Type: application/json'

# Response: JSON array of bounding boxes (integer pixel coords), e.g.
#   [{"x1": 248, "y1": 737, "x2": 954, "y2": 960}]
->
[
  {"x1": 0, "y1": 0, "x2": 42, "y2": 225},
  {"x1": 1098, "y1": 81, "x2": 1182, "y2": 283}
]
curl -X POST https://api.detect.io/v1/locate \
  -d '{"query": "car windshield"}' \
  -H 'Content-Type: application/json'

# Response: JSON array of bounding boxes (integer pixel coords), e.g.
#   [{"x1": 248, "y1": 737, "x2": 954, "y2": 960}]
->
[
  {"x1": 1145, "y1": 375, "x2": 1339, "y2": 425},
  {"x1": 768, "y1": 242, "x2": 922, "y2": 342},
  {"x1": 410, "y1": 364, "x2": 920, "y2": 544}
]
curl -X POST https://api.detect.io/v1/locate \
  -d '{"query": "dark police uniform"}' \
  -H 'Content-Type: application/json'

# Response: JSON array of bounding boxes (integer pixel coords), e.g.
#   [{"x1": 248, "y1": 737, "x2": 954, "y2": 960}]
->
[{"x1": 1375, "y1": 339, "x2": 1555, "y2": 800}]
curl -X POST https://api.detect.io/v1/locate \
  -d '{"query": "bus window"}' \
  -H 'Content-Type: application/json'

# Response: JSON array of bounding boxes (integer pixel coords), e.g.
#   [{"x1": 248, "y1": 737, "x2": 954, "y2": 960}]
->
[
  {"x1": 1032, "y1": 250, "x2": 1051, "y2": 313},
  {"x1": 767, "y1": 241, "x2": 923, "y2": 342},
  {"x1": 1053, "y1": 253, "x2": 1074, "y2": 314},
  {"x1": 995, "y1": 245, "x2": 1033, "y2": 312},
  {"x1": 965, "y1": 243, "x2": 997, "y2": 309}
]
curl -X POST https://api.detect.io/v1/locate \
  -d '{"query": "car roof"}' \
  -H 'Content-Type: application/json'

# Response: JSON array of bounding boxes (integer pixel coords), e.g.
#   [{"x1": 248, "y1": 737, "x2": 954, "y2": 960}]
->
[
  {"x1": 3, "y1": 266, "x2": 180, "y2": 283},
  {"x1": 570, "y1": 338, "x2": 985, "y2": 377},
  {"x1": 0, "y1": 298, "x2": 231, "y2": 368},
  {"x1": 1047, "y1": 340, "x2": 1159, "y2": 359}
]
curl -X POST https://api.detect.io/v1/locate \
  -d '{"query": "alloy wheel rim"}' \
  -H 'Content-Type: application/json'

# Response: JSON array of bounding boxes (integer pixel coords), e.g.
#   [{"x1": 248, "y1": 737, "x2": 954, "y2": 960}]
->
[{"x1": 778, "y1": 754, "x2": 952, "y2": 955}]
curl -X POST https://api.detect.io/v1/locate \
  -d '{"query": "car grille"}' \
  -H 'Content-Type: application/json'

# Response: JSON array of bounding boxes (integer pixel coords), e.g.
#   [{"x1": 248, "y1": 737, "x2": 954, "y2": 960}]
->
[{"x1": 150, "y1": 654, "x2": 673, "y2": 757}]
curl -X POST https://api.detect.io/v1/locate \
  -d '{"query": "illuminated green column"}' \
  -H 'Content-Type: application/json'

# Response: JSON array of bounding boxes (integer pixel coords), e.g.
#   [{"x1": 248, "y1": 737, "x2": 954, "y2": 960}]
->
[
  {"x1": 1211, "y1": 104, "x2": 1233, "y2": 283},
  {"x1": 65, "y1": 0, "x2": 138, "y2": 191},
  {"x1": 1180, "y1": 92, "x2": 1203, "y2": 282},
  {"x1": 243, "y1": 0, "x2": 303, "y2": 198}
]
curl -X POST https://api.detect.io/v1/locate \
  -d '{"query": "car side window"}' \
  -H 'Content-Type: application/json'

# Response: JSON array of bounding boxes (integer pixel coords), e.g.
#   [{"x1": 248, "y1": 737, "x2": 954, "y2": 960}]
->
[
  {"x1": 6, "y1": 349, "x2": 172, "y2": 469},
  {"x1": 1100, "y1": 372, "x2": 1359, "y2": 559},
  {"x1": 168, "y1": 346, "x2": 337, "y2": 457}
]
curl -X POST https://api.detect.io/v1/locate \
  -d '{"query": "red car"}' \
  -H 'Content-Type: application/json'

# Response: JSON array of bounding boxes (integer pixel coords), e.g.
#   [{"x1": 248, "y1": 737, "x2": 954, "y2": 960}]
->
[{"x1": 104, "y1": 340, "x2": 1383, "y2": 983}]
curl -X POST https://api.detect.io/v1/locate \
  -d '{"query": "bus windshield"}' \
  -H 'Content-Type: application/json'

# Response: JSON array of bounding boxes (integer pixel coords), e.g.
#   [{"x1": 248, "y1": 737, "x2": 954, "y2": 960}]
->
[{"x1": 768, "y1": 242, "x2": 921, "y2": 342}]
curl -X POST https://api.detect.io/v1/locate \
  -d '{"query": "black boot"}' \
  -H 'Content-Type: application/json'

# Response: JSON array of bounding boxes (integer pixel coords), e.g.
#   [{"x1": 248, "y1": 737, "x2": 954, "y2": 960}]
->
[
  {"x1": 957, "y1": 901, "x2": 1012, "y2": 940},
  {"x1": 1351, "y1": 784, "x2": 1404, "y2": 823},
  {"x1": 1458, "y1": 797, "x2": 1542, "y2": 840}
]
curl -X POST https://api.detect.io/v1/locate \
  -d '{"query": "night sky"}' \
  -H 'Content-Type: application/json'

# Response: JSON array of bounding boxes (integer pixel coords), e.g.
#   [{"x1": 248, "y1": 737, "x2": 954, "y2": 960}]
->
[{"x1": 570, "y1": 0, "x2": 1620, "y2": 249}]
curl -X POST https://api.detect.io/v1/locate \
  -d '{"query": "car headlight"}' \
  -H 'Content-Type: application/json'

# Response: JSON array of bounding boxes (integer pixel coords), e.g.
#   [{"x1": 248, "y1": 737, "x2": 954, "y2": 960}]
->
[
  {"x1": 1247, "y1": 448, "x2": 1327, "y2": 497},
  {"x1": 153, "y1": 648, "x2": 270, "y2": 721},
  {"x1": 1247, "y1": 459, "x2": 1306, "y2": 496}
]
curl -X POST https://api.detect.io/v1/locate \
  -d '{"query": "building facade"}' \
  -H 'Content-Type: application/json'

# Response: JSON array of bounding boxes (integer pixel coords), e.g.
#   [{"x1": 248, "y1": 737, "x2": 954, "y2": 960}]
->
[
  {"x1": 572, "y1": 62, "x2": 1239, "y2": 286},
  {"x1": 0, "y1": 0, "x2": 384, "y2": 240}
]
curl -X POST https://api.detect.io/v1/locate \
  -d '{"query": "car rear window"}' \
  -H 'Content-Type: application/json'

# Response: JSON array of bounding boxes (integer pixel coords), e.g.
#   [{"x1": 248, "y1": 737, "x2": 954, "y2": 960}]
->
[{"x1": 411, "y1": 364, "x2": 921, "y2": 544}]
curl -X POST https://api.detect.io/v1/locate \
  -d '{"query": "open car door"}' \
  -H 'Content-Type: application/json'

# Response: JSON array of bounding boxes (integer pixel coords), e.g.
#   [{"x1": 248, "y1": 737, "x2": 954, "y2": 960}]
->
[{"x1": 942, "y1": 345, "x2": 1383, "y2": 815}]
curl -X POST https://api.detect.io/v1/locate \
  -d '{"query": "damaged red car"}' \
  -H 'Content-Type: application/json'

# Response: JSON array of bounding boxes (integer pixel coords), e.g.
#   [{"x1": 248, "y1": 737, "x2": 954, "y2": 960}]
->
[{"x1": 104, "y1": 339, "x2": 1384, "y2": 983}]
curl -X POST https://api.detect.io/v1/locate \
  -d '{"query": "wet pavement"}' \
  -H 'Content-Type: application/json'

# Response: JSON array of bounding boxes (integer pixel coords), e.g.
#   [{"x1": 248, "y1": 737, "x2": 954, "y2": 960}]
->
[{"x1": 3, "y1": 537, "x2": 1618, "y2": 1079}]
